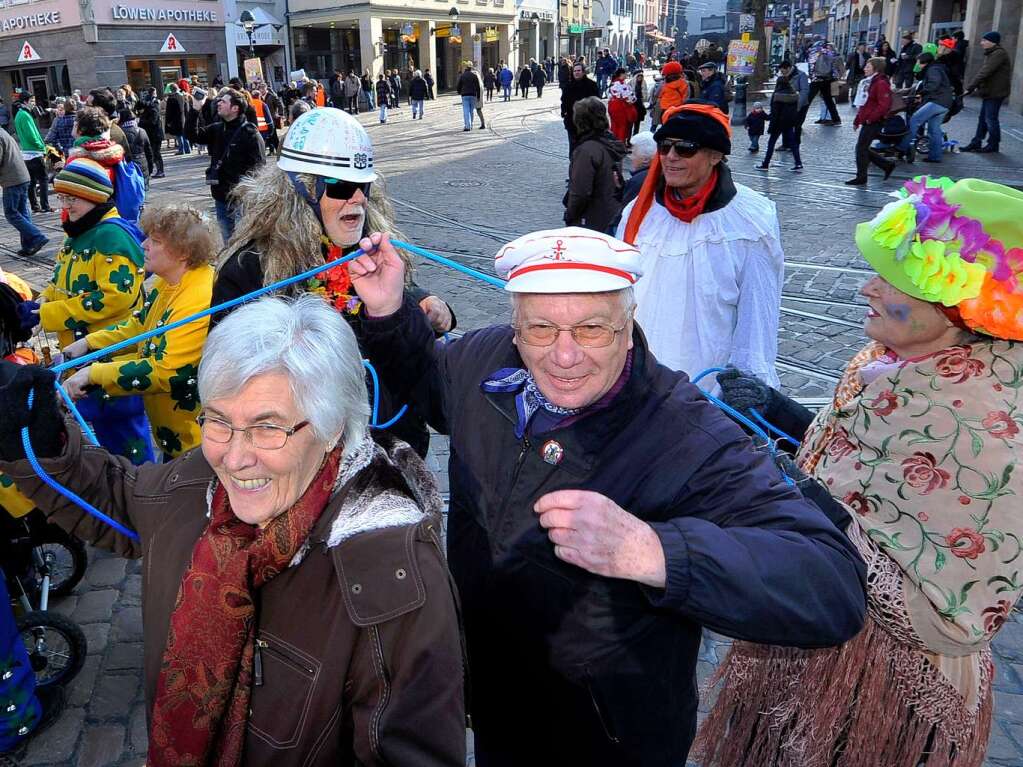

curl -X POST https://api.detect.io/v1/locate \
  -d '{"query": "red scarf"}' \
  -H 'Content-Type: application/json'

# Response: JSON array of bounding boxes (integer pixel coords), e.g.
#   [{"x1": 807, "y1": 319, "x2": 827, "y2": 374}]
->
[
  {"x1": 147, "y1": 448, "x2": 342, "y2": 767},
  {"x1": 661, "y1": 167, "x2": 719, "y2": 224}
]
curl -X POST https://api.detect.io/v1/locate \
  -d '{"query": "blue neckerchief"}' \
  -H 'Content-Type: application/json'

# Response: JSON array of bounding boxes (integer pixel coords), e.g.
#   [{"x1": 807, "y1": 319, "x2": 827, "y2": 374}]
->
[{"x1": 481, "y1": 367, "x2": 581, "y2": 439}]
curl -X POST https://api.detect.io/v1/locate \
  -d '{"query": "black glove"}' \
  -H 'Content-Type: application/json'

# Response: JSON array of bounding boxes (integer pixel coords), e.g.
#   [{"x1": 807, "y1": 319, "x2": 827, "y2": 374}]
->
[
  {"x1": 0, "y1": 361, "x2": 65, "y2": 461},
  {"x1": 777, "y1": 454, "x2": 851, "y2": 531},
  {"x1": 716, "y1": 366, "x2": 774, "y2": 419}
]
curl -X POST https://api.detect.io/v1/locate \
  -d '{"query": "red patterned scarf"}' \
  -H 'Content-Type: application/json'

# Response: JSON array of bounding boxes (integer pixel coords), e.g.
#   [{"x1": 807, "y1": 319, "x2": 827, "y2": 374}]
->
[
  {"x1": 147, "y1": 448, "x2": 343, "y2": 767},
  {"x1": 662, "y1": 167, "x2": 719, "y2": 224}
]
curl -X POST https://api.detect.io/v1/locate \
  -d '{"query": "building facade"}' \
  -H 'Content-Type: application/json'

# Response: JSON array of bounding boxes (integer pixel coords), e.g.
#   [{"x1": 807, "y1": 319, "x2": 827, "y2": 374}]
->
[
  {"x1": 223, "y1": 0, "x2": 290, "y2": 89},
  {"x1": 558, "y1": 0, "x2": 594, "y2": 57},
  {"x1": 0, "y1": 0, "x2": 228, "y2": 99},
  {"x1": 515, "y1": 0, "x2": 558, "y2": 65},
  {"x1": 287, "y1": 0, "x2": 518, "y2": 91}
]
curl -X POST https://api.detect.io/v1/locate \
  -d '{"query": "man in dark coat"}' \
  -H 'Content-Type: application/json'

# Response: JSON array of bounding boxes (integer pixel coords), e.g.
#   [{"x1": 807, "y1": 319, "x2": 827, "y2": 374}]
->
[
  {"x1": 895, "y1": 31, "x2": 922, "y2": 87},
  {"x1": 136, "y1": 87, "x2": 165, "y2": 177},
  {"x1": 560, "y1": 63, "x2": 600, "y2": 154},
  {"x1": 185, "y1": 87, "x2": 265, "y2": 243},
  {"x1": 962, "y1": 31, "x2": 1012, "y2": 153},
  {"x1": 346, "y1": 228, "x2": 867, "y2": 767}
]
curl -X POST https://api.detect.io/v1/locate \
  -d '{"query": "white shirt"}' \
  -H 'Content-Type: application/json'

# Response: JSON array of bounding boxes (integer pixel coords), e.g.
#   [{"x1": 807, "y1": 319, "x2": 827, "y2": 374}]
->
[{"x1": 616, "y1": 182, "x2": 784, "y2": 389}]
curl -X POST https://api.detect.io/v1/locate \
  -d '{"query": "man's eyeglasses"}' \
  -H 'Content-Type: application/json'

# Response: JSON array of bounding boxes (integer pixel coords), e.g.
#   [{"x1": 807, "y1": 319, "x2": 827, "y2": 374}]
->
[
  {"x1": 513, "y1": 319, "x2": 630, "y2": 348},
  {"x1": 198, "y1": 413, "x2": 310, "y2": 450},
  {"x1": 323, "y1": 178, "x2": 372, "y2": 200},
  {"x1": 657, "y1": 139, "x2": 702, "y2": 158}
]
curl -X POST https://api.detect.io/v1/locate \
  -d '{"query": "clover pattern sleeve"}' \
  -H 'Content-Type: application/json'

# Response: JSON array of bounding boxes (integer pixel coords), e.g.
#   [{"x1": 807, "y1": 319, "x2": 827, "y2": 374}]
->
[
  {"x1": 87, "y1": 278, "x2": 210, "y2": 401},
  {"x1": 38, "y1": 243, "x2": 143, "y2": 339},
  {"x1": 645, "y1": 437, "x2": 867, "y2": 649},
  {"x1": 85, "y1": 311, "x2": 141, "y2": 356}
]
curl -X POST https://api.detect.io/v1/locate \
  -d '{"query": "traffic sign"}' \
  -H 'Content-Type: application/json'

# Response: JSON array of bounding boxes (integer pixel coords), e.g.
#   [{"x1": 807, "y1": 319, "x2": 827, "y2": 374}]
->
[
  {"x1": 160, "y1": 33, "x2": 185, "y2": 53},
  {"x1": 17, "y1": 41, "x2": 40, "y2": 62}
]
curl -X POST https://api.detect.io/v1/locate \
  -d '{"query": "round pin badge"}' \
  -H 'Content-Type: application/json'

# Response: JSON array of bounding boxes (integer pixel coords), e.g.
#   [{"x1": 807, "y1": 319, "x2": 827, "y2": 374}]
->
[{"x1": 541, "y1": 440, "x2": 564, "y2": 465}]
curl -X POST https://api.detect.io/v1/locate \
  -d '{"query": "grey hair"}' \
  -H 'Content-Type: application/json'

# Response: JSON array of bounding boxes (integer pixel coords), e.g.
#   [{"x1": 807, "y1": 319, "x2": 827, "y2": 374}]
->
[
  {"x1": 511, "y1": 286, "x2": 636, "y2": 320},
  {"x1": 629, "y1": 131, "x2": 656, "y2": 171},
  {"x1": 414, "y1": 69, "x2": 422, "y2": 78},
  {"x1": 198, "y1": 294, "x2": 370, "y2": 456}
]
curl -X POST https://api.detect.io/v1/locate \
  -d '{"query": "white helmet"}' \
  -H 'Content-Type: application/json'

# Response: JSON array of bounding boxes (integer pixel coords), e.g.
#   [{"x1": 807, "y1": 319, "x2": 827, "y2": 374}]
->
[{"x1": 278, "y1": 107, "x2": 377, "y2": 183}]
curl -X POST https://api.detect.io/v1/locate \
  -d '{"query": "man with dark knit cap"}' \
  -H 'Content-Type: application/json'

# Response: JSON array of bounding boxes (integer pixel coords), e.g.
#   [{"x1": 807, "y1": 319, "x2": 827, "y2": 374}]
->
[
  {"x1": 617, "y1": 100, "x2": 784, "y2": 389},
  {"x1": 962, "y1": 31, "x2": 1012, "y2": 153}
]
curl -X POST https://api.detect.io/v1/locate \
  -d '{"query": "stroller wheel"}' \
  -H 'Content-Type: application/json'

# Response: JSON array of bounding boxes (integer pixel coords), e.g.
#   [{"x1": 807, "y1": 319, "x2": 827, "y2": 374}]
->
[{"x1": 915, "y1": 135, "x2": 930, "y2": 155}]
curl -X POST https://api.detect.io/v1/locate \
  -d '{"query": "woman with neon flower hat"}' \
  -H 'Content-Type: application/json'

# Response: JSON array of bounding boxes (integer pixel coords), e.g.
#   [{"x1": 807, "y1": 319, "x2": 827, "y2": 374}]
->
[
  {"x1": 211, "y1": 107, "x2": 456, "y2": 457},
  {"x1": 697, "y1": 176, "x2": 1023, "y2": 767}
]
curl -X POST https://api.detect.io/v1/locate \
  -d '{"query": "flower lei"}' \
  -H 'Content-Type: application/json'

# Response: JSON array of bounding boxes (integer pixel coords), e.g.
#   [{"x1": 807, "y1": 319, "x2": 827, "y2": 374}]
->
[
  {"x1": 867, "y1": 178, "x2": 1023, "y2": 340},
  {"x1": 306, "y1": 237, "x2": 362, "y2": 315}
]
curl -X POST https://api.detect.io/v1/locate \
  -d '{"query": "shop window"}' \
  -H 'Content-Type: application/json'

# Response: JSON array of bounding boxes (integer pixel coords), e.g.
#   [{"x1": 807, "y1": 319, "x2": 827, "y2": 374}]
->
[
  {"x1": 126, "y1": 59, "x2": 153, "y2": 94},
  {"x1": 184, "y1": 59, "x2": 209, "y2": 84}
]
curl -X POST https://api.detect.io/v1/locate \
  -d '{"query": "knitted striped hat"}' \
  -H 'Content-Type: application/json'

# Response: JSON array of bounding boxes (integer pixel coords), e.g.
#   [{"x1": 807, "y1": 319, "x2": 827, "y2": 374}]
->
[{"x1": 54, "y1": 157, "x2": 113, "y2": 203}]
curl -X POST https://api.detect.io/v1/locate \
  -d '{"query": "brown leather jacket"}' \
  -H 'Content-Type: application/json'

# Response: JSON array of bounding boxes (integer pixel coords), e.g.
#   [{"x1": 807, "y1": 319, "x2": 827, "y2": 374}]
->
[{"x1": 1, "y1": 426, "x2": 466, "y2": 767}]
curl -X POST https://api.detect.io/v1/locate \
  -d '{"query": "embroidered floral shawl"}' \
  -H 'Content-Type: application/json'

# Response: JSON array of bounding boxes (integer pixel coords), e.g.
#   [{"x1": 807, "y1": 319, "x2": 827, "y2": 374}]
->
[{"x1": 799, "y1": 339, "x2": 1023, "y2": 646}]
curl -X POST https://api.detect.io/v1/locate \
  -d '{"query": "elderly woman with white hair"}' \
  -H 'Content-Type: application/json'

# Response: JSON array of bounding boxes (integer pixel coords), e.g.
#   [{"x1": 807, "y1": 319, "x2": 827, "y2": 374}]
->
[
  {"x1": 0, "y1": 294, "x2": 466, "y2": 767},
  {"x1": 622, "y1": 130, "x2": 656, "y2": 205}
]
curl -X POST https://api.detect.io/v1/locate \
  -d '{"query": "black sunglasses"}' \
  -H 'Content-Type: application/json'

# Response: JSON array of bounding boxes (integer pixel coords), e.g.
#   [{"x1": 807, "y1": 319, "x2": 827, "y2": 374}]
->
[
  {"x1": 657, "y1": 139, "x2": 702, "y2": 158},
  {"x1": 323, "y1": 178, "x2": 371, "y2": 199}
]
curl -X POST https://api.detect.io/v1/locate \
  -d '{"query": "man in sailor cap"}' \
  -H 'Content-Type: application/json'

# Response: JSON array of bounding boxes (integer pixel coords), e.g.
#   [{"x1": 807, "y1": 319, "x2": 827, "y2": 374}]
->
[{"x1": 348, "y1": 227, "x2": 866, "y2": 767}]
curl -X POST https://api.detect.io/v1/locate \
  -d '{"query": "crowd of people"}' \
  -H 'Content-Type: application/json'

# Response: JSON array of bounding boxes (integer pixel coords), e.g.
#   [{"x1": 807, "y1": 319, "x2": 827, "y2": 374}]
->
[{"x1": 0, "y1": 27, "x2": 1021, "y2": 767}]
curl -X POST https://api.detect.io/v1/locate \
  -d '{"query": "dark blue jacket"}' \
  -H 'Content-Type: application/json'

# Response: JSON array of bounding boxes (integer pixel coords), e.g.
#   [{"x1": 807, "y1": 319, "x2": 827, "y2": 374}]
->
[
  {"x1": 700, "y1": 73, "x2": 729, "y2": 112},
  {"x1": 746, "y1": 108, "x2": 768, "y2": 136},
  {"x1": 362, "y1": 299, "x2": 866, "y2": 766},
  {"x1": 596, "y1": 55, "x2": 619, "y2": 77}
]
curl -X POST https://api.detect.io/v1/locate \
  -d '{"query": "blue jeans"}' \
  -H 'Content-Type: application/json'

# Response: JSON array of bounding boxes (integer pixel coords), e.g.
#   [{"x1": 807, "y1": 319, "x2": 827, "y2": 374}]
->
[
  {"x1": 748, "y1": 134, "x2": 760, "y2": 151},
  {"x1": 412, "y1": 99, "x2": 424, "y2": 118},
  {"x1": 899, "y1": 101, "x2": 948, "y2": 161},
  {"x1": 379, "y1": 103, "x2": 388, "y2": 122},
  {"x1": 364, "y1": 89, "x2": 375, "y2": 109},
  {"x1": 502, "y1": 85, "x2": 511, "y2": 101},
  {"x1": 175, "y1": 133, "x2": 190, "y2": 153},
  {"x1": 3, "y1": 182, "x2": 45, "y2": 250},
  {"x1": 214, "y1": 198, "x2": 235, "y2": 244},
  {"x1": 597, "y1": 73, "x2": 608, "y2": 96},
  {"x1": 973, "y1": 96, "x2": 1004, "y2": 149},
  {"x1": 462, "y1": 96, "x2": 477, "y2": 129}
]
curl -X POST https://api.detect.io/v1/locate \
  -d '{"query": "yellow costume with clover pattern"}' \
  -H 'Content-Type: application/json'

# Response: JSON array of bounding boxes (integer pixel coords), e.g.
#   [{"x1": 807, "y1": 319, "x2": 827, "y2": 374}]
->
[
  {"x1": 39, "y1": 209, "x2": 145, "y2": 350},
  {"x1": 84, "y1": 264, "x2": 214, "y2": 458}
]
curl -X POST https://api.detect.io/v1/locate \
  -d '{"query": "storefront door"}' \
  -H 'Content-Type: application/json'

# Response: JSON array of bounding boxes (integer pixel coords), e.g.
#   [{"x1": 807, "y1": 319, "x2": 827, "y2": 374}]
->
[{"x1": 26, "y1": 74, "x2": 48, "y2": 103}]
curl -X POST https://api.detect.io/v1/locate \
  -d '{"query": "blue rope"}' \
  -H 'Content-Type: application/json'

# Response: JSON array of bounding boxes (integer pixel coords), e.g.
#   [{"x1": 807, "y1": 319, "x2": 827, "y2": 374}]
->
[
  {"x1": 750, "y1": 408, "x2": 801, "y2": 448},
  {"x1": 22, "y1": 389, "x2": 140, "y2": 540},
  {"x1": 391, "y1": 239, "x2": 507, "y2": 289},
  {"x1": 55, "y1": 381, "x2": 99, "y2": 446}
]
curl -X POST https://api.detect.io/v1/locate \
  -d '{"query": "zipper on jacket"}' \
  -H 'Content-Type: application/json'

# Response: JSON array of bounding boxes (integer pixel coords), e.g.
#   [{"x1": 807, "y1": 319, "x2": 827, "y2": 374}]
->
[
  {"x1": 254, "y1": 638, "x2": 266, "y2": 687},
  {"x1": 495, "y1": 435, "x2": 531, "y2": 523}
]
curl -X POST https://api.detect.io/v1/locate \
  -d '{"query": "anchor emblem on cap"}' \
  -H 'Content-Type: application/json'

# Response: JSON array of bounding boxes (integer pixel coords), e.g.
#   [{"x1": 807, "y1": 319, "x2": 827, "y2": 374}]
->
[
  {"x1": 550, "y1": 240, "x2": 567, "y2": 260},
  {"x1": 541, "y1": 440, "x2": 564, "y2": 465}
]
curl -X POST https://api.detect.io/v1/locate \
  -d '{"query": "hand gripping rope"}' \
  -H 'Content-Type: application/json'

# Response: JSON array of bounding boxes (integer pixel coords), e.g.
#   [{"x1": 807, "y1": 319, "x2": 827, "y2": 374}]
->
[{"x1": 20, "y1": 238, "x2": 800, "y2": 539}]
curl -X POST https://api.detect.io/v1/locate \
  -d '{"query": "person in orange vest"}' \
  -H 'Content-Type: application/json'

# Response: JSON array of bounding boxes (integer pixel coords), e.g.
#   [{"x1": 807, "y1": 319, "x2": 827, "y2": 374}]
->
[
  {"x1": 248, "y1": 87, "x2": 278, "y2": 155},
  {"x1": 315, "y1": 82, "x2": 326, "y2": 108},
  {"x1": 655, "y1": 61, "x2": 689, "y2": 126}
]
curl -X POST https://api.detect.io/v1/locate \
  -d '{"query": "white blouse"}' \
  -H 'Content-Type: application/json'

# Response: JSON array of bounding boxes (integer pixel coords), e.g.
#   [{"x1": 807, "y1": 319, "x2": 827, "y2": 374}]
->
[{"x1": 617, "y1": 183, "x2": 784, "y2": 389}]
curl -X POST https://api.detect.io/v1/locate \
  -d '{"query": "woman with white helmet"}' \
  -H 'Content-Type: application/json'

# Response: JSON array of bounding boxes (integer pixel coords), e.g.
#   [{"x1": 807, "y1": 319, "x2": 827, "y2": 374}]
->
[{"x1": 212, "y1": 107, "x2": 455, "y2": 457}]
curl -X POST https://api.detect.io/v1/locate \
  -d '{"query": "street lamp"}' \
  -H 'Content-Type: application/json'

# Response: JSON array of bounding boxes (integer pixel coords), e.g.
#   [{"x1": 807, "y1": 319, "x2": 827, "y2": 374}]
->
[
  {"x1": 238, "y1": 9, "x2": 257, "y2": 59},
  {"x1": 448, "y1": 6, "x2": 460, "y2": 19}
]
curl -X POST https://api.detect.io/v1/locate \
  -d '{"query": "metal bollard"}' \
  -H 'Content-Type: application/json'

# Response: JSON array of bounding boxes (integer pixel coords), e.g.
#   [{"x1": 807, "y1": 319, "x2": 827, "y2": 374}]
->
[{"x1": 731, "y1": 76, "x2": 748, "y2": 127}]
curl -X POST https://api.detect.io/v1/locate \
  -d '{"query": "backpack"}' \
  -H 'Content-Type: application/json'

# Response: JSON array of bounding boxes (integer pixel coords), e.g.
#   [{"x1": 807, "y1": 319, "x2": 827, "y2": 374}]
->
[
  {"x1": 814, "y1": 53, "x2": 833, "y2": 78},
  {"x1": 112, "y1": 158, "x2": 146, "y2": 224}
]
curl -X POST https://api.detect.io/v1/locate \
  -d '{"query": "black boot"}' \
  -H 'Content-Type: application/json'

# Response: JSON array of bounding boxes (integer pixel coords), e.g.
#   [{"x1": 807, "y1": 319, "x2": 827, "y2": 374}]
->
[{"x1": 960, "y1": 142, "x2": 982, "y2": 152}]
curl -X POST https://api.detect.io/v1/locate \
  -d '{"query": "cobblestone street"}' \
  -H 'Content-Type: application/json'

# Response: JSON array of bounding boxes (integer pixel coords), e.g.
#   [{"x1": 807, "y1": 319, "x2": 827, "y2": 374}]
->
[{"x1": 5, "y1": 86, "x2": 1023, "y2": 765}]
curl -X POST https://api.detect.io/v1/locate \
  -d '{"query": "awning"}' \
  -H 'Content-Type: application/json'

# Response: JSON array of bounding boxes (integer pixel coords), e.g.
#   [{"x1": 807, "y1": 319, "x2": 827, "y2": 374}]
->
[{"x1": 648, "y1": 30, "x2": 674, "y2": 43}]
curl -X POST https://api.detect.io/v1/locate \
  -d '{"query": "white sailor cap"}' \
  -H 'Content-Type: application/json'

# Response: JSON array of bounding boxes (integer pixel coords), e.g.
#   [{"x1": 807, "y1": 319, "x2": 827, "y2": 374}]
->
[{"x1": 495, "y1": 227, "x2": 643, "y2": 294}]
